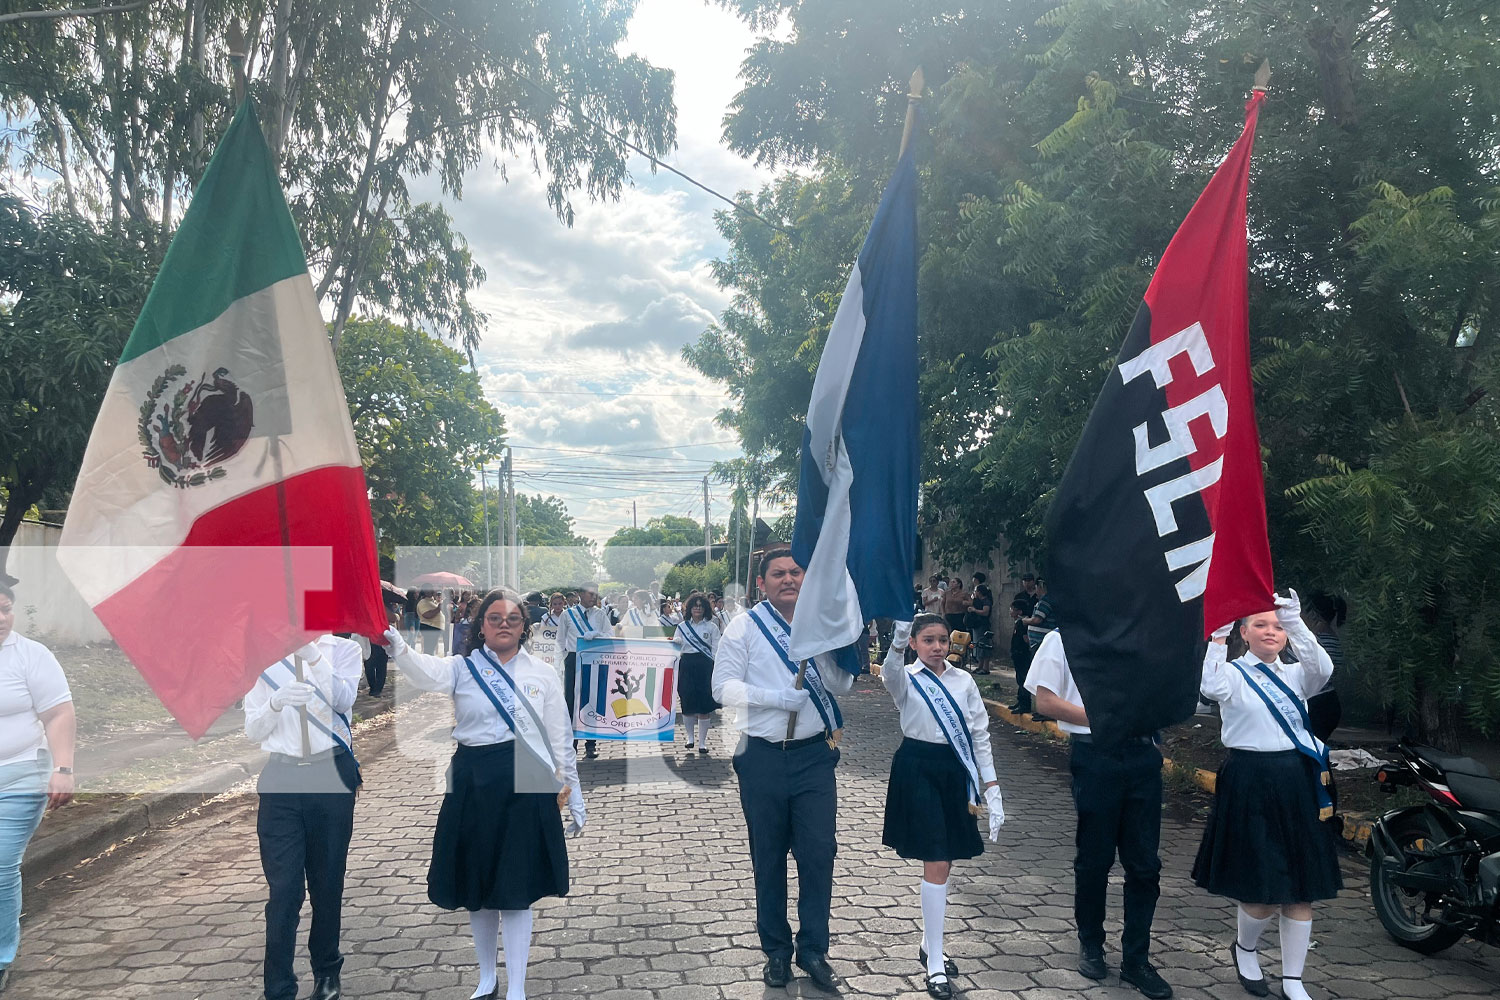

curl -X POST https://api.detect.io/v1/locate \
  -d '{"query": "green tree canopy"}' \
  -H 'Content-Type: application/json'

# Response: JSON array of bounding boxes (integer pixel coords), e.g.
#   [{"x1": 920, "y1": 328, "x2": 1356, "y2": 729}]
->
[{"x1": 602, "y1": 514, "x2": 706, "y2": 587}]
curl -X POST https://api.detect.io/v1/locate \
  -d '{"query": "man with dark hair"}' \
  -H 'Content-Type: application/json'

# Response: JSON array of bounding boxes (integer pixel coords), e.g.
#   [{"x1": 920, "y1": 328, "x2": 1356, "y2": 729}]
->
[{"x1": 713, "y1": 549, "x2": 854, "y2": 993}]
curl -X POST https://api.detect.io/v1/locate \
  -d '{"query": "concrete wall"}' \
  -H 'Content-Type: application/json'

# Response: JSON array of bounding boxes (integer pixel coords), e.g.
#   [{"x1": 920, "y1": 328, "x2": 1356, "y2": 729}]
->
[
  {"x1": 2, "y1": 520, "x2": 111, "y2": 646},
  {"x1": 918, "y1": 540, "x2": 1037, "y2": 642}
]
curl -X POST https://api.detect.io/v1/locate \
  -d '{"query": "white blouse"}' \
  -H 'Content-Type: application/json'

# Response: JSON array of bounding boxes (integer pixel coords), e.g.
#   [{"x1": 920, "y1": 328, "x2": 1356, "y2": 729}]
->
[
  {"x1": 1200, "y1": 619, "x2": 1335, "y2": 752},
  {"x1": 672, "y1": 617, "x2": 720, "y2": 657},
  {"x1": 881, "y1": 645, "x2": 997, "y2": 784},
  {"x1": 393, "y1": 645, "x2": 580, "y2": 792}
]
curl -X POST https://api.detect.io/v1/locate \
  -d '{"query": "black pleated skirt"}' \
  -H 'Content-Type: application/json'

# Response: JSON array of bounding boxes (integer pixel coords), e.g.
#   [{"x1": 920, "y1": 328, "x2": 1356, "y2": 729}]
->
[
  {"x1": 428, "y1": 742, "x2": 570, "y2": 911},
  {"x1": 677, "y1": 651, "x2": 720, "y2": 715},
  {"x1": 1191, "y1": 748, "x2": 1343, "y2": 904},
  {"x1": 882, "y1": 738, "x2": 984, "y2": 862}
]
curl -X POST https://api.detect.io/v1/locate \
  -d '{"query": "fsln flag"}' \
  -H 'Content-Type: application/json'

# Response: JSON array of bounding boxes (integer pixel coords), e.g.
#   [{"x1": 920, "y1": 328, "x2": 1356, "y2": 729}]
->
[
  {"x1": 57, "y1": 100, "x2": 387, "y2": 738},
  {"x1": 789, "y1": 148, "x2": 919, "y2": 668},
  {"x1": 1045, "y1": 90, "x2": 1274, "y2": 745}
]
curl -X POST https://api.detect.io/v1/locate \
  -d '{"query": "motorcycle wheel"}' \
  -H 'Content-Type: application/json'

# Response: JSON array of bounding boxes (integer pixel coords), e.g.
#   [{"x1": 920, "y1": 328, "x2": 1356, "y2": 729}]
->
[{"x1": 1370, "y1": 813, "x2": 1467, "y2": 954}]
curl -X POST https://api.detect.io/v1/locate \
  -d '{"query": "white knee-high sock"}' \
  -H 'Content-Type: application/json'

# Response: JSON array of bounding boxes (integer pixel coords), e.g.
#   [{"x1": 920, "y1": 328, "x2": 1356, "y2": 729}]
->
[
  {"x1": 469, "y1": 908, "x2": 500, "y2": 998},
  {"x1": 502, "y1": 907, "x2": 534, "y2": 1000},
  {"x1": 697, "y1": 716, "x2": 711, "y2": 745},
  {"x1": 920, "y1": 880, "x2": 948, "y2": 976},
  {"x1": 1280, "y1": 916, "x2": 1313, "y2": 1000},
  {"x1": 1235, "y1": 907, "x2": 1272, "y2": 980}
]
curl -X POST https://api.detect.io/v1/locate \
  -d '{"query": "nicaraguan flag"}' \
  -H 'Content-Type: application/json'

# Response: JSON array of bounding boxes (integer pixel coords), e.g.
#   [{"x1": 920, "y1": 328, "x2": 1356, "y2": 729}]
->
[{"x1": 789, "y1": 149, "x2": 919, "y2": 668}]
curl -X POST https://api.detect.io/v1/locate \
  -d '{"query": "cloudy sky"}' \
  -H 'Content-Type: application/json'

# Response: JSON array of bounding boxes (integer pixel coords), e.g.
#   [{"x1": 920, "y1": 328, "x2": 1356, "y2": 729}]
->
[{"x1": 432, "y1": 0, "x2": 790, "y2": 546}]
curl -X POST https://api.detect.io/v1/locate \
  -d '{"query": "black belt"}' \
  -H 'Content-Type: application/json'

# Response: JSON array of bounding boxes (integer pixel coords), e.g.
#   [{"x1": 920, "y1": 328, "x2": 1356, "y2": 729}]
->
[
  {"x1": 750, "y1": 734, "x2": 828, "y2": 752},
  {"x1": 268, "y1": 748, "x2": 346, "y2": 766},
  {"x1": 1070, "y1": 733, "x2": 1157, "y2": 746}
]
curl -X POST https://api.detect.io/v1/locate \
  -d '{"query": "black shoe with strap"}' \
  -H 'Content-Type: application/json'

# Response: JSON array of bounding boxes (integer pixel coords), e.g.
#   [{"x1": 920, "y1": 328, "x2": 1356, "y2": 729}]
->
[
  {"x1": 762, "y1": 956, "x2": 792, "y2": 988},
  {"x1": 1230, "y1": 943, "x2": 1269, "y2": 997},
  {"x1": 918, "y1": 946, "x2": 959, "y2": 977},
  {"x1": 1120, "y1": 962, "x2": 1173, "y2": 999},
  {"x1": 1078, "y1": 947, "x2": 1108, "y2": 981},
  {"x1": 795, "y1": 952, "x2": 841, "y2": 993},
  {"x1": 310, "y1": 975, "x2": 342, "y2": 1000},
  {"x1": 925, "y1": 971, "x2": 953, "y2": 999}
]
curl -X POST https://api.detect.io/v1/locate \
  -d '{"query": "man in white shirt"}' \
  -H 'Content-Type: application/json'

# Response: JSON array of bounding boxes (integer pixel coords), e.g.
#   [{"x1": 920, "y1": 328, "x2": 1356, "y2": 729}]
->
[
  {"x1": 554, "y1": 582, "x2": 611, "y2": 759},
  {"x1": 1024, "y1": 631, "x2": 1171, "y2": 999},
  {"x1": 713, "y1": 549, "x2": 854, "y2": 994},
  {"x1": 243, "y1": 634, "x2": 363, "y2": 1000}
]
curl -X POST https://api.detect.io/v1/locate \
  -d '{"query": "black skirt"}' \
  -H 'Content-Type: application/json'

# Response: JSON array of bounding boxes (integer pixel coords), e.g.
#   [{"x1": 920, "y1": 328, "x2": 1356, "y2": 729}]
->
[
  {"x1": 428, "y1": 742, "x2": 570, "y2": 911},
  {"x1": 677, "y1": 651, "x2": 720, "y2": 715},
  {"x1": 882, "y1": 738, "x2": 984, "y2": 862},
  {"x1": 1191, "y1": 748, "x2": 1343, "y2": 904}
]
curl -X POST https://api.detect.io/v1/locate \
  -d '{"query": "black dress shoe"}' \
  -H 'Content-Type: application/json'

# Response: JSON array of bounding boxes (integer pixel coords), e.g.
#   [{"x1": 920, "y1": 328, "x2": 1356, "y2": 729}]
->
[
  {"x1": 795, "y1": 952, "x2": 841, "y2": 993},
  {"x1": 310, "y1": 975, "x2": 342, "y2": 1000},
  {"x1": 584, "y1": 742, "x2": 599, "y2": 759},
  {"x1": 762, "y1": 956, "x2": 792, "y2": 987},
  {"x1": 1078, "y1": 948, "x2": 1108, "y2": 981},
  {"x1": 1120, "y1": 962, "x2": 1173, "y2": 999},
  {"x1": 918, "y1": 946, "x2": 959, "y2": 976},
  {"x1": 1230, "y1": 944, "x2": 1269, "y2": 997},
  {"x1": 924, "y1": 971, "x2": 953, "y2": 999}
]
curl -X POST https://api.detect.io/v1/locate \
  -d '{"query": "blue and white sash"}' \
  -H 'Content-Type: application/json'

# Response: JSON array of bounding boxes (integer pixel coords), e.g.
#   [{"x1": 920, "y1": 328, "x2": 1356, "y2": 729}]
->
[
  {"x1": 543, "y1": 613, "x2": 560, "y2": 629},
  {"x1": 1231, "y1": 658, "x2": 1333, "y2": 819},
  {"x1": 465, "y1": 648, "x2": 563, "y2": 789},
  {"x1": 628, "y1": 607, "x2": 646, "y2": 627},
  {"x1": 261, "y1": 659, "x2": 356, "y2": 762},
  {"x1": 909, "y1": 666, "x2": 983, "y2": 808},
  {"x1": 565, "y1": 605, "x2": 592, "y2": 640},
  {"x1": 748, "y1": 602, "x2": 843, "y2": 742},
  {"x1": 677, "y1": 619, "x2": 714, "y2": 658}
]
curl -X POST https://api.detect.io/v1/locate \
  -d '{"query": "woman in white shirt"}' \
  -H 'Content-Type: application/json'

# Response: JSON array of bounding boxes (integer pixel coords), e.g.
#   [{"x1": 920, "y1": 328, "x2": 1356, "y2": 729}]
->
[
  {"x1": 384, "y1": 590, "x2": 586, "y2": 1000},
  {"x1": 1192, "y1": 591, "x2": 1338, "y2": 1000},
  {"x1": 672, "y1": 595, "x2": 720, "y2": 754},
  {"x1": 0, "y1": 583, "x2": 75, "y2": 993},
  {"x1": 877, "y1": 614, "x2": 1004, "y2": 1000}
]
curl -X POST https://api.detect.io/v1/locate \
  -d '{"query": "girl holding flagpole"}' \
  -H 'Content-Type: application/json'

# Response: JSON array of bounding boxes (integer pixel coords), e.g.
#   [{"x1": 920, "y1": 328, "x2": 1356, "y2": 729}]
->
[
  {"x1": 673, "y1": 594, "x2": 720, "y2": 754},
  {"x1": 1193, "y1": 590, "x2": 1339, "y2": 1000},
  {"x1": 384, "y1": 590, "x2": 586, "y2": 1000},
  {"x1": 877, "y1": 613, "x2": 1004, "y2": 1000}
]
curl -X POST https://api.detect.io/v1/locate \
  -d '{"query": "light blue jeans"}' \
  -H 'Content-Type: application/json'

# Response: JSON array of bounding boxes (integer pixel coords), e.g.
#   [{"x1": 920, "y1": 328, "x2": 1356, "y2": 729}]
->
[{"x1": 0, "y1": 753, "x2": 49, "y2": 969}]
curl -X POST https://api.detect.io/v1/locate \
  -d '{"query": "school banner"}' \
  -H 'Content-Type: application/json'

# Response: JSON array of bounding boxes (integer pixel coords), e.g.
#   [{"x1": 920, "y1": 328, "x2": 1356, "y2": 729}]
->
[
  {"x1": 530, "y1": 620, "x2": 559, "y2": 666},
  {"x1": 573, "y1": 637, "x2": 678, "y2": 741}
]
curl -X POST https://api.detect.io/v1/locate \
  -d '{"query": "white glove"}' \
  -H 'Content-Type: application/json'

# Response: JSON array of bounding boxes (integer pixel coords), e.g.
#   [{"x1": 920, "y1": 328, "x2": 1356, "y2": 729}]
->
[
  {"x1": 565, "y1": 784, "x2": 586, "y2": 837},
  {"x1": 293, "y1": 642, "x2": 323, "y2": 664},
  {"x1": 382, "y1": 627, "x2": 409, "y2": 658},
  {"x1": 891, "y1": 621, "x2": 912, "y2": 651},
  {"x1": 771, "y1": 687, "x2": 812, "y2": 713},
  {"x1": 1274, "y1": 589, "x2": 1302, "y2": 624},
  {"x1": 270, "y1": 681, "x2": 316, "y2": 711},
  {"x1": 985, "y1": 785, "x2": 1005, "y2": 840},
  {"x1": 1211, "y1": 621, "x2": 1234, "y2": 640}
]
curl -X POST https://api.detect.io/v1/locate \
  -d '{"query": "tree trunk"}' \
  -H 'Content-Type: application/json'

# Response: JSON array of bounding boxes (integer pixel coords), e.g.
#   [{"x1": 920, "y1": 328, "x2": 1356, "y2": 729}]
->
[{"x1": 0, "y1": 479, "x2": 42, "y2": 584}]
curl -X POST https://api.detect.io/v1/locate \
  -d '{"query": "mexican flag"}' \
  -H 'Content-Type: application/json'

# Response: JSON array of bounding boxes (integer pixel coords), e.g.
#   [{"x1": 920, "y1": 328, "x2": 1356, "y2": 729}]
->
[{"x1": 57, "y1": 100, "x2": 387, "y2": 737}]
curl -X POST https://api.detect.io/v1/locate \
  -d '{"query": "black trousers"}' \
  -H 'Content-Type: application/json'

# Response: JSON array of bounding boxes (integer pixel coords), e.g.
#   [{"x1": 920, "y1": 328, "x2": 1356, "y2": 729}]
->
[
  {"x1": 364, "y1": 644, "x2": 388, "y2": 696},
  {"x1": 563, "y1": 653, "x2": 596, "y2": 753},
  {"x1": 732, "y1": 736, "x2": 840, "y2": 961},
  {"x1": 1069, "y1": 739, "x2": 1162, "y2": 964},
  {"x1": 257, "y1": 753, "x2": 358, "y2": 1000},
  {"x1": 1011, "y1": 635, "x2": 1034, "y2": 712}
]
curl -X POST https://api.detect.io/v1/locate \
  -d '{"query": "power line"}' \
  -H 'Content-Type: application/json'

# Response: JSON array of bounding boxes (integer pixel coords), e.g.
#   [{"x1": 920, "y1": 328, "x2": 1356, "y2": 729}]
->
[{"x1": 492, "y1": 388, "x2": 727, "y2": 399}]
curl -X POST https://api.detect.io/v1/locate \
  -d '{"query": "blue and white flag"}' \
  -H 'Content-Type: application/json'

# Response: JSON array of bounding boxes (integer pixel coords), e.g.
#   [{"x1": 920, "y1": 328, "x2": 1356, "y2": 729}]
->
[{"x1": 789, "y1": 148, "x2": 920, "y2": 668}]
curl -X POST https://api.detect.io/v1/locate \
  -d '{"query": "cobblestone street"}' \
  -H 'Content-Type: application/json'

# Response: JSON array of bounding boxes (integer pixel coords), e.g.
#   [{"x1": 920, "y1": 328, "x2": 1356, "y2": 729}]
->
[{"x1": 11, "y1": 677, "x2": 1498, "y2": 1000}]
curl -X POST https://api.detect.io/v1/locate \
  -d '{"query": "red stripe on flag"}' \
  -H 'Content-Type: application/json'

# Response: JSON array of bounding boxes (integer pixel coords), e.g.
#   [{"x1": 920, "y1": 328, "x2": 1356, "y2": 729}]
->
[{"x1": 93, "y1": 464, "x2": 386, "y2": 738}]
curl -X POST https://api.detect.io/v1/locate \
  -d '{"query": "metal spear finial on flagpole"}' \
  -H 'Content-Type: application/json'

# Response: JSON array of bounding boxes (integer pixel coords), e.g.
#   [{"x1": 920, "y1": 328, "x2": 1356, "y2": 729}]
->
[
  {"x1": 898, "y1": 67, "x2": 925, "y2": 159},
  {"x1": 1253, "y1": 58, "x2": 1271, "y2": 93},
  {"x1": 227, "y1": 20, "x2": 249, "y2": 104}
]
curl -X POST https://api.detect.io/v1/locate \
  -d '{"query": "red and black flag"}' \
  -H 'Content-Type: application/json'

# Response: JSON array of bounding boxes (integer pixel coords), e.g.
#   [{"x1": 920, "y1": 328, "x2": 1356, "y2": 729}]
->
[{"x1": 1045, "y1": 90, "x2": 1274, "y2": 745}]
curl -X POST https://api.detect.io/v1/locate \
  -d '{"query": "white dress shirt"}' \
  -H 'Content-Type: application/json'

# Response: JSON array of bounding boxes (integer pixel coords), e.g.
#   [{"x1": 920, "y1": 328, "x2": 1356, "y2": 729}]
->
[
  {"x1": 881, "y1": 645, "x2": 997, "y2": 783},
  {"x1": 673, "y1": 617, "x2": 720, "y2": 657},
  {"x1": 392, "y1": 645, "x2": 580, "y2": 790},
  {"x1": 711, "y1": 604, "x2": 855, "y2": 740},
  {"x1": 554, "y1": 604, "x2": 612, "y2": 666},
  {"x1": 1201, "y1": 621, "x2": 1335, "y2": 752},
  {"x1": 0, "y1": 632, "x2": 73, "y2": 767},
  {"x1": 1022, "y1": 630, "x2": 1091, "y2": 734},
  {"x1": 244, "y1": 635, "x2": 362, "y2": 755}
]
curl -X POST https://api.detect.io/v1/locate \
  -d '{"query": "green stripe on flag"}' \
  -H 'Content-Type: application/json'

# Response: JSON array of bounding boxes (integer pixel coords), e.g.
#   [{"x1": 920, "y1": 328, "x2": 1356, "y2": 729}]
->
[{"x1": 119, "y1": 99, "x2": 311, "y2": 365}]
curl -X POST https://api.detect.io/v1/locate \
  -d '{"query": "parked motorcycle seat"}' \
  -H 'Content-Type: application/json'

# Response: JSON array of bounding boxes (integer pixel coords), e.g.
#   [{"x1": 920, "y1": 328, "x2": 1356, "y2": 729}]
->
[
  {"x1": 1448, "y1": 772, "x2": 1500, "y2": 813},
  {"x1": 1413, "y1": 745, "x2": 1492, "y2": 779}
]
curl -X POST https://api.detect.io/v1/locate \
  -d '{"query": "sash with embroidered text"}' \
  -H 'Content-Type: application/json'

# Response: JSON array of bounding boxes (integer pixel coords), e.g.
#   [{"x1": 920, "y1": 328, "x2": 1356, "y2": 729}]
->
[
  {"x1": 1231, "y1": 658, "x2": 1333, "y2": 820},
  {"x1": 909, "y1": 667, "x2": 983, "y2": 811},
  {"x1": 748, "y1": 601, "x2": 843, "y2": 744}
]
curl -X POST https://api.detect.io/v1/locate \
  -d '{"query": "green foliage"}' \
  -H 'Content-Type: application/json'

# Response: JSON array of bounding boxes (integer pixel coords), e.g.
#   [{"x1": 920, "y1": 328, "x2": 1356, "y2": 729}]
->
[
  {"x1": 601, "y1": 515, "x2": 706, "y2": 587},
  {"x1": 698, "y1": 0, "x2": 1500, "y2": 735},
  {"x1": 0, "y1": 193, "x2": 155, "y2": 566},
  {"x1": 511, "y1": 493, "x2": 597, "y2": 592},
  {"x1": 663, "y1": 557, "x2": 731, "y2": 598},
  {"x1": 335, "y1": 317, "x2": 503, "y2": 551}
]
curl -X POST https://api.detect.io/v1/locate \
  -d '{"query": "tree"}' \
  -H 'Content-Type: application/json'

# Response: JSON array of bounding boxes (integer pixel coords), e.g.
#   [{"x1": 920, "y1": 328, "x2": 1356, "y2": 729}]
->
[
  {"x1": 695, "y1": 0, "x2": 1500, "y2": 737},
  {"x1": 601, "y1": 515, "x2": 705, "y2": 588},
  {"x1": 663, "y1": 556, "x2": 731, "y2": 598},
  {"x1": 511, "y1": 493, "x2": 597, "y2": 592},
  {"x1": 0, "y1": 192, "x2": 154, "y2": 575},
  {"x1": 335, "y1": 317, "x2": 503, "y2": 551}
]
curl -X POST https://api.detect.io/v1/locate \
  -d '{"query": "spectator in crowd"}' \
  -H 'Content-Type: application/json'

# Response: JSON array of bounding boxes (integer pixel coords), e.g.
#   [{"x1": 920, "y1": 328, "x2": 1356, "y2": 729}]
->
[
  {"x1": 1024, "y1": 579, "x2": 1056, "y2": 650},
  {"x1": 415, "y1": 590, "x2": 445, "y2": 654},
  {"x1": 966, "y1": 574, "x2": 995, "y2": 675},
  {"x1": 1303, "y1": 593, "x2": 1346, "y2": 742},
  {"x1": 921, "y1": 575, "x2": 945, "y2": 616},
  {"x1": 941, "y1": 578, "x2": 970, "y2": 634},
  {"x1": 364, "y1": 601, "x2": 404, "y2": 697},
  {"x1": 1017, "y1": 574, "x2": 1039, "y2": 616},
  {"x1": 0, "y1": 583, "x2": 75, "y2": 994},
  {"x1": 1008, "y1": 597, "x2": 1036, "y2": 715}
]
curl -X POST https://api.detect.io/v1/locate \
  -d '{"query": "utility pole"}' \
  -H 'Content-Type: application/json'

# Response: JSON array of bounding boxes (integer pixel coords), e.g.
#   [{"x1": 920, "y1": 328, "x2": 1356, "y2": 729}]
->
[
  {"x1": 733, "y1": 499, "x2": 742, "y2": 603},
  {"x1": 506, "y1": 447, "x2": 518, "y2": 591},
  {"x1": 632, "y1": 501, "x2": 637, "y2": 529},
  {"x1": 745, "y1": 490, "x2": 758, "y2": 601},
  {"x1": 495, "y1": 464, "x2": 506, "y2": 595},
  {"x1": 702, "y1": 476, "x2": 711, "y2": 571},
  {"x1": 480, "y1": 466, "x2": 493, "y2": 590}
]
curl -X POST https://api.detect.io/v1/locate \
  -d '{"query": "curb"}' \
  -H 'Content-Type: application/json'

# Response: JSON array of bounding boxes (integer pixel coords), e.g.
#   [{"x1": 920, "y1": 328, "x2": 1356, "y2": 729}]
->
[
  {"x1": 23, "y1": 704, "x2": 402, "y2": 888},
  {"x1": 980, "y1": 696, "x2": 1373, "y2": 849}
]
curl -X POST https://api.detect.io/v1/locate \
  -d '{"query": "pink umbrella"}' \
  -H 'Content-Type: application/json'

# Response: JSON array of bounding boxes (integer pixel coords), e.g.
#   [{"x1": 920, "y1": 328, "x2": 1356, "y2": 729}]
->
[{"x1": 409, "y1": 571, "x2": 474, "y2": 589}]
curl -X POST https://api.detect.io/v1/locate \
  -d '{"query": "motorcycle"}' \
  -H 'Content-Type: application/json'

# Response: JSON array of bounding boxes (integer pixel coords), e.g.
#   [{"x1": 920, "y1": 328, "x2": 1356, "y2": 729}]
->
[{"x1": 1367, "y1": 740, "x2": 1500, "y2": 953}]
